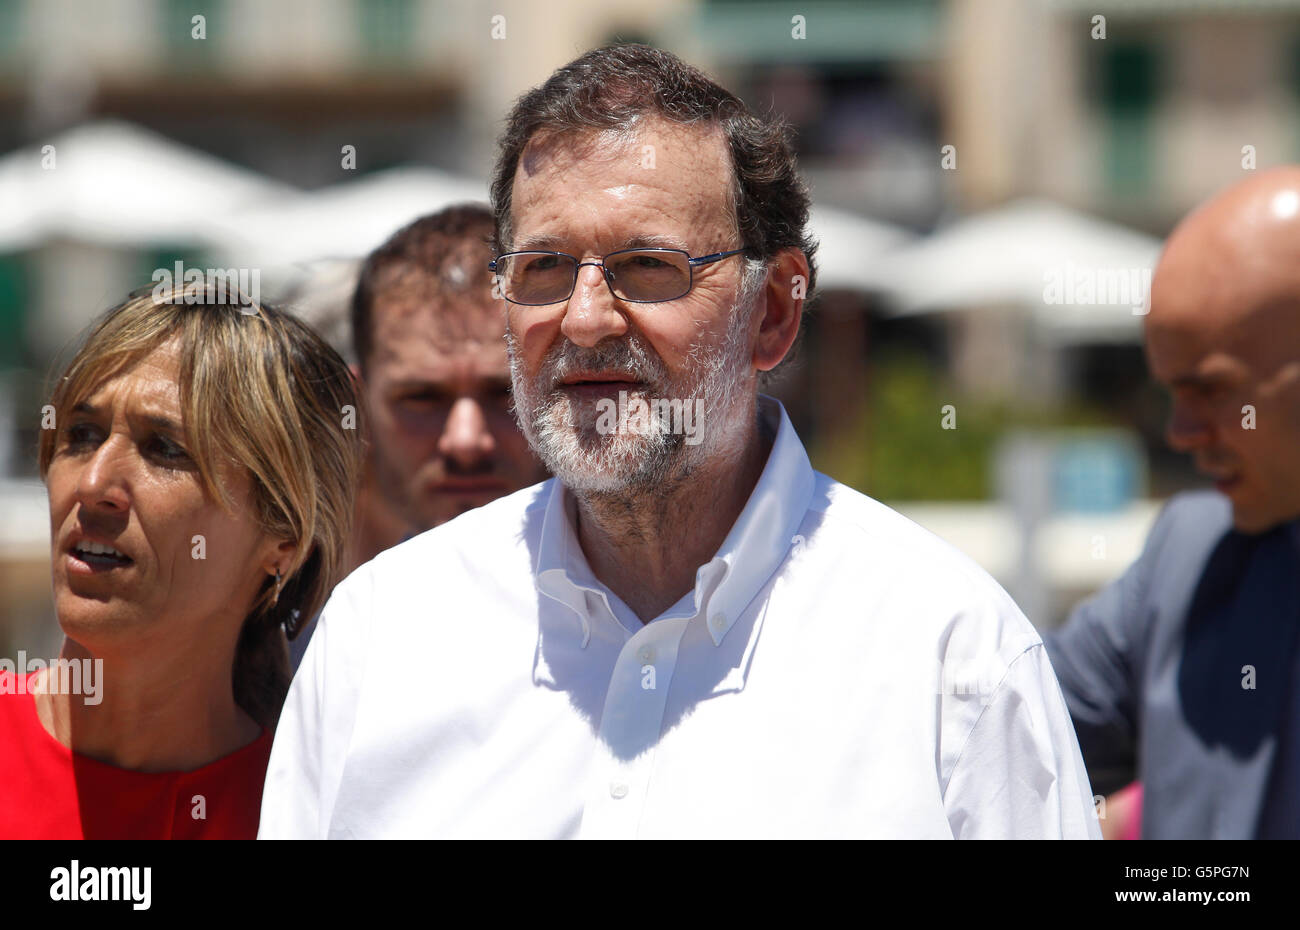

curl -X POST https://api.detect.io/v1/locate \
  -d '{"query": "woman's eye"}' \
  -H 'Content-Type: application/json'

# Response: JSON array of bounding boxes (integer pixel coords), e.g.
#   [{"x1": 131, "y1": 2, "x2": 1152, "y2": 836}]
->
[
  {"x1": 150, "y1": 434, "x2": 190, "y2": 462},
  {"x1": 62, "y1": 422, "x2": 100, "y2": 449}
]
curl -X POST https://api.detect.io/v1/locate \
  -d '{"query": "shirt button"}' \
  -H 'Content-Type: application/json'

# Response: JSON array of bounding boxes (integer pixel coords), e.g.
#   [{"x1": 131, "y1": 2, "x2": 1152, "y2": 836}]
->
[
  {"x1": 638, "y1": 646, "x2": 655, "y2": 663},
  {"x1": 710, "y1": 612, "x2": 726, "y2": 631},
  {"x1": 610, "y1": 782, "x2": 629, "y2": 799}
]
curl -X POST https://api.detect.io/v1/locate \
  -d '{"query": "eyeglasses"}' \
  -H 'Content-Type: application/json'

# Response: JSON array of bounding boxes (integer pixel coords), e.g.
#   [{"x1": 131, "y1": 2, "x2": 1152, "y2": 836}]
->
[{"x1": 488, "y1": 247, "x2": 749, "y2": 306}]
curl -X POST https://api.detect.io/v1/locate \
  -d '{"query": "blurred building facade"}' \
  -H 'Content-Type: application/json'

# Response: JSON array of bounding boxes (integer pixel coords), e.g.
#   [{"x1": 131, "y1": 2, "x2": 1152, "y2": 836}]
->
[
  {"x1": 4, "y1": 0, "x2": 1300, "y2": 640},
  {"x1": 947, "y1": 0, "x2": 1300, "y2": 225}
]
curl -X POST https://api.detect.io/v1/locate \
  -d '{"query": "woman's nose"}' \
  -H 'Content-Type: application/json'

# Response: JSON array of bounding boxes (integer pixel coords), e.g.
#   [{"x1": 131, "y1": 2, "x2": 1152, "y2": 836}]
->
[{"x1": 76, "y1": 437, "x2": 132, "y2": 512}]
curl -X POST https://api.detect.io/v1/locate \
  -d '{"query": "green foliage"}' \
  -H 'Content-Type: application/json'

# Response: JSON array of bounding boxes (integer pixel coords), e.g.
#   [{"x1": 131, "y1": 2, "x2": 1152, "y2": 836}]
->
[{"x1": 810, "y1": 351, "x2": 1109, "y2": 501}]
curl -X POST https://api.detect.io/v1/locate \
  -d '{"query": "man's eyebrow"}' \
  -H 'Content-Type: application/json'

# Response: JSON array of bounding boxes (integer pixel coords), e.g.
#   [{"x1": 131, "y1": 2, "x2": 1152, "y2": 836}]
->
[
  {"x1": 509, "y1": 233, "x2": 691, "y2": 253},
  {"x1": 619, "y1": 234, "x2": 690, "y2": 251},
  {"x1": 386, "y1": 377, "x2": 448, "y2": 392},
  {"x1": 510, "y1": 234, "x2": 568, "y2": 252}
]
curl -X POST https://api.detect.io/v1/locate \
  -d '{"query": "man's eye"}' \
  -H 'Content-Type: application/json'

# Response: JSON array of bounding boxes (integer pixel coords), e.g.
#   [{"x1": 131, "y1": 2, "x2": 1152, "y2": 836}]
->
[
  {"x1": 398, "y1": 391, "x2": 448, "y2": 407},
  {"x1": 524, "y1": 255, "x2": 565, "y2": 273}
]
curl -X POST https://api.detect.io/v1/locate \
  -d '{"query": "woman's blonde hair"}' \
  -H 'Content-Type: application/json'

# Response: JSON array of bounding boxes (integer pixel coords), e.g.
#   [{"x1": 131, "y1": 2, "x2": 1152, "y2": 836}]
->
[{"x1": 39, "y1": 279, "x2": 363, "y2": 729}]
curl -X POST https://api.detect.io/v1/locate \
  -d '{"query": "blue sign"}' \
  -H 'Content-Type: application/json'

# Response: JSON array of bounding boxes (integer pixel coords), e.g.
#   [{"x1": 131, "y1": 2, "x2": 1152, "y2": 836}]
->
[{"x1": 1052, "y1": 435, "x2": 1144, "y2": 513}]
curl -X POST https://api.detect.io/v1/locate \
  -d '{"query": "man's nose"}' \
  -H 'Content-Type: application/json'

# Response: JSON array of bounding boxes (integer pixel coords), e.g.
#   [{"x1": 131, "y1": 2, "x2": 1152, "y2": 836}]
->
[
  {"x1": 439, "y1": 397, "x2": 495, "y2": 468},
  {"x1": 76, "y1": 437, "x2": 132, "y2": 512},
  {"x1": 1165, "y1": 401, "x2": 1213, "y2": 453},
  {"x1": 560, "y1": 262, "x2": 628, "y2": 348}
]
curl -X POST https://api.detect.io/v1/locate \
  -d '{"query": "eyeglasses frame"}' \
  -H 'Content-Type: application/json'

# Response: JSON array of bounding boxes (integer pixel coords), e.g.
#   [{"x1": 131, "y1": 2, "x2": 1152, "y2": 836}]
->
[{"x1": 487, "y1": 246, "x2": 750, "y2": 306}]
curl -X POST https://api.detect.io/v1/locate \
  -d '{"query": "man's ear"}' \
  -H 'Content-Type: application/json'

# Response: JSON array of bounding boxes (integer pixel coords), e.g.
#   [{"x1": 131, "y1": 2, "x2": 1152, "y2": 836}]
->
[{"x1": 752, "y1": 248, "x2": 809, "y2": 373}]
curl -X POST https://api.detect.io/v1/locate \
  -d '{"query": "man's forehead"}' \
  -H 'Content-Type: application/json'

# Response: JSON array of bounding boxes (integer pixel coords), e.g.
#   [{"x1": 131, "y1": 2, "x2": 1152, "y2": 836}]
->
[
  {"x1": 370, "y1": 329, "x2": 507, "y2": 383},
  {"x1": 371, "y1": 291, "x2": 505, "y2": 358},
  {"x1": 1144, "y1": 306, "x2": 1250, "y2": 388},
  {"x1": 520, "y1": 118, "x2": 728, "y2": 172},
  {"x1": 510, "y1": 119, "x2": 734, "y2": 240},
  {"x1": 1148, "y1": 241, "x2": 1300, "y2": 380}
]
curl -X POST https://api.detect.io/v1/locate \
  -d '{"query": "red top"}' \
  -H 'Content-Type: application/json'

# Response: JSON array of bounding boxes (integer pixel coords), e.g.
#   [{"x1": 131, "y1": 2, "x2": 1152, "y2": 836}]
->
[{"x1": 0, "y1": 671, "x2": 273, "y2": 839}]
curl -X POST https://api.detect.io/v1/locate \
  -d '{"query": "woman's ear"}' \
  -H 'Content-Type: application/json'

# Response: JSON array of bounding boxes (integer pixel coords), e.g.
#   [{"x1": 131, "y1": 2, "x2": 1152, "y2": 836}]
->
[{"x1": 263, "y1": 538, "x2": 300, "y2": 578}]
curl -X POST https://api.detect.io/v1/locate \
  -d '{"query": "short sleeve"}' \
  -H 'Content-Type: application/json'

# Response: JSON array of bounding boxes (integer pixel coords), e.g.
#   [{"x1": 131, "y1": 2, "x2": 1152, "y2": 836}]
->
[{"x1": 943, "y1": 644, "x2": 1103, "y2": 839}]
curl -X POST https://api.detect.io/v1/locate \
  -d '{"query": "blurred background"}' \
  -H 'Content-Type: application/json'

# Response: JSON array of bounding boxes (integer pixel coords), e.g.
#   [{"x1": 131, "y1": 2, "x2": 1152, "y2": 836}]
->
[{"x1": 3, "y1": 0, "x2": 1297, "y2": 656}]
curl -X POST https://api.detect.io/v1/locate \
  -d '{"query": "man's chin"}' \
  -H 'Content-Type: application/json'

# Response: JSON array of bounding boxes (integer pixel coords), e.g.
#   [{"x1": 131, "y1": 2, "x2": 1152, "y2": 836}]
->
[
  {"x1": 1226, "y1": 488, "x2": 1298, "y2": 535},
  {"x1": 551, "y1": 450, "x2": 679, "y2": 495}
]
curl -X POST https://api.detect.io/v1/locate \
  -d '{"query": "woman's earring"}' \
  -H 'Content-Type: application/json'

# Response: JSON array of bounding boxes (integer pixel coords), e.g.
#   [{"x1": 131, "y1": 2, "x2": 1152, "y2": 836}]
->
[{"x1": 272, "y1": 567, "x2": 283, "y2": 606}]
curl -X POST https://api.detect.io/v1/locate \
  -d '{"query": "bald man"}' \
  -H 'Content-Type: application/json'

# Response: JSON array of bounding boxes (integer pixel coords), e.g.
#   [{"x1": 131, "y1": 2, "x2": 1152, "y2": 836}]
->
[{"x1": 1045, "y1": 167, "x2": 1300, "y2": 839}]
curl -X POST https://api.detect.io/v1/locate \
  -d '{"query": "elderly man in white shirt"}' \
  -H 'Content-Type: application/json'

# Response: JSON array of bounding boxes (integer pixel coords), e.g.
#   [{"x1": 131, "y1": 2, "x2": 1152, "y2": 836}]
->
[{"x1": 260, "y1": 44, "x2": 1101, "y2": 839}]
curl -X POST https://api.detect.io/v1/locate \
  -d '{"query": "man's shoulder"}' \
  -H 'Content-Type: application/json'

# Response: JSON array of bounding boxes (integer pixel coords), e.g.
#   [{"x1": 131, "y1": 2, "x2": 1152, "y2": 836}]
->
[
  {"x1": 805, "y1": 472, "x2": 1036, "y2": 646},
  {"x1": 808, "y1": 473, "x2": 1016, "y2": 598},
  {"x1": 354, "y1": 480, "x2": 552, "y2": 583},
  {"x1": 400, "y1": 480, "x2": 548, "y2": 550},
  {"x1": 1148, "y1": 489, "x2": 1233, "y2": 550}
]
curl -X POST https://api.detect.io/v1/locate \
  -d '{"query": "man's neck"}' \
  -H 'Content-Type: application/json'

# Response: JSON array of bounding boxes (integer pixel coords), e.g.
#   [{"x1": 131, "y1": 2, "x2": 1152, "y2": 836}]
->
[{"x1": 573, "y1": 409, "x2": 774, "y2": 623}]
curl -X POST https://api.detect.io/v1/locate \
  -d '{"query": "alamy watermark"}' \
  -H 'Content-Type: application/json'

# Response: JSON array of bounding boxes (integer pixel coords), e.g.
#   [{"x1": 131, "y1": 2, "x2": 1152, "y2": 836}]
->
[
  {"x1": 936, "y1": 661, "x2": 999, "y2": 706},
  {"x1": 595, "y1": 391, "x2": 704, "y2": 446},
  {"x1": 0, "y1": 652, "x2": 103, "y2": 705},
  {"x1": 50, "y1": 860, "x2": 150, "y2": 910},
  {"x1": 1042, "y1": 261, "x2": 1151, "y2": 315},
  {"x1": 150, "y1": 262, "x2": 261, "y2": 312}
]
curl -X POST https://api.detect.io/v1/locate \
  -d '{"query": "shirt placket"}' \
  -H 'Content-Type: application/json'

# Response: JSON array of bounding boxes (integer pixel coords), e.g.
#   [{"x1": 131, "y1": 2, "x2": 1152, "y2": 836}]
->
[{"x1": 577, "y1": 615, "x2": 690, "y2": 839}]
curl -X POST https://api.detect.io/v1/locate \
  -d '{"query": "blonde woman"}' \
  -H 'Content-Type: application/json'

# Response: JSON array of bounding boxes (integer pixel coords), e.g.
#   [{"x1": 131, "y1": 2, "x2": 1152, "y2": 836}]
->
[{"x1": 0, "y1": 280, "x2": 362, "y2": 839}]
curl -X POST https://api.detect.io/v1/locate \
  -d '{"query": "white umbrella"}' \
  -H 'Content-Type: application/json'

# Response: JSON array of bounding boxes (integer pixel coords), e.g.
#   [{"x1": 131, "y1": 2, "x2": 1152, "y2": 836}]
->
[
  {"x1": 222, "y1": 180, "x2": 909, "y2": 282},
  {"x1": 0, "y1": 120, "x2": 292, "y2": 251},
  {"x1": 881, "y1": 199, "x2": 1162, "y2": 342},
  {"x1": 807, "y1": 205, "x2": 913, "y2": 293},
  {"x1": 216, "y1": 166, "x2": 488, "y2": 267}
]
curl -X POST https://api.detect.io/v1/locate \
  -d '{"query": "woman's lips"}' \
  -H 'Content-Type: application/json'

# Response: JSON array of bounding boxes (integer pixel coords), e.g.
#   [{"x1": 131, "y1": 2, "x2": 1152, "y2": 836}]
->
[{"x1": 65, "y1": 549, "x2": 134, "y2": 575}]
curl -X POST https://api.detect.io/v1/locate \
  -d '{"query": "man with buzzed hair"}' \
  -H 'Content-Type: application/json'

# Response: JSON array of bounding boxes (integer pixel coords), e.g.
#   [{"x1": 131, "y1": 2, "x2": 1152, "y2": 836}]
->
[
  {"x1": 288, "y1": 205, "x2": 548, "y2": 670},
  {"x1": 349, "y1": 203, "x2": 547, "y2": 553},
  {"x1": 1047, "y1": 167, "x2": 1300, "y2": 839}
]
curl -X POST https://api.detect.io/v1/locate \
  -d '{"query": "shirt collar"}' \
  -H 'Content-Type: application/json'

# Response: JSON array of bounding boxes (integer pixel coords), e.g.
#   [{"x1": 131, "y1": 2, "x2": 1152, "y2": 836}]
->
[{"x1": 534, "y1": 394, "x2": 816, "y2": 647}]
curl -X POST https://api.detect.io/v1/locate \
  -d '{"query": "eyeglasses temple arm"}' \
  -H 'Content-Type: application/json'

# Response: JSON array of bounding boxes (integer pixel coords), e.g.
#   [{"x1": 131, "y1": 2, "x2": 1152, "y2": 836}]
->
[{"x1": 688, "y1": 247, "x2": 749, "y2": 267}]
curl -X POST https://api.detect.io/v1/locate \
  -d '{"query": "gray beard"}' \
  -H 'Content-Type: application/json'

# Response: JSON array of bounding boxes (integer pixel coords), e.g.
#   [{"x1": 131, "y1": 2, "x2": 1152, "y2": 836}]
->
[{"x1": 507, "y1": 292, "x2": 757, "y2": 498}]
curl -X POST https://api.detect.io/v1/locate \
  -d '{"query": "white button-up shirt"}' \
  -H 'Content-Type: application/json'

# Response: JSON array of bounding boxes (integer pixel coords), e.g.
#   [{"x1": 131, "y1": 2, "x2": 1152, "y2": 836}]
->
[{"x1": 260, "y1": 397, "x2": 1101, "y2": 839}]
